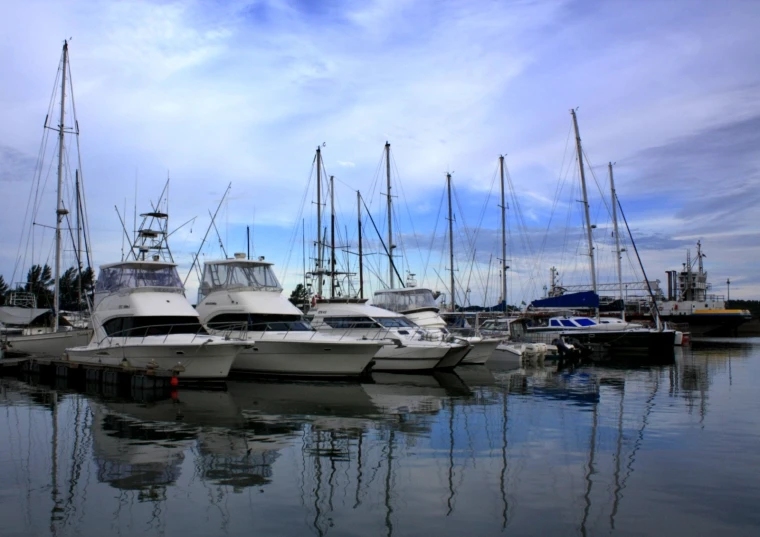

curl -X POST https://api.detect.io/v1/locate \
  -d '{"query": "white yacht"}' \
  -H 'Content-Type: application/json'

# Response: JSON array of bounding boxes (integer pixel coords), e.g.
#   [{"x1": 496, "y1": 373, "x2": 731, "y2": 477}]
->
[
  {"x1": 194, "y1": 256, "x2": 383, "y2": 378},
  {"x1": 64, "y1": 260, "x2": 248, "y2": 379},
  {"x1": 372, "y1": 287, "x2": 500, "y2": 365},
  {"x1": 307, "y1": 299, "x2": 470, "y2": 371}
]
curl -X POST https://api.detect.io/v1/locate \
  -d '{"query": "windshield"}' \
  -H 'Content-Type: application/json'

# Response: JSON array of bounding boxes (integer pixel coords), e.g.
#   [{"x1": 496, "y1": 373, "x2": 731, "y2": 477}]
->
[
  {"x1": 375, "y1": 316, "x2": 417, "y2": 328},
  {"x1": 95, "y1": 265, "x2": 183, "y2": 293},
  {"x1": 200, "y1": 263, "x2": 281, "y2": 300},
  {"x1": 373, "y1": 289, "x2": 438, "y2": 312}
]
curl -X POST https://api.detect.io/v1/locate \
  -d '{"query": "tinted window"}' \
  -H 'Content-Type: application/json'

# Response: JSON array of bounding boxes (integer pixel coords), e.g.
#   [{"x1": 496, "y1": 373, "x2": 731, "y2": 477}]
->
[
  {"x1": 323, "y1": 317, "x2": 380, "y2": 329},
  {"x1": 550, "y1": 319, "x2": 562, "y2": 327},
  {"x1": 560, "y1": 319, "x2": 576, "y2": 327},
  {"x1": 376, "y1": 317, "x2": 416, "y2": 328},
  {"x1": 103, "y1": 316, "x2": 204, "y2": 337},
  {"x1": 206, "y1": 313, "x2": 311, "y2": 331}
]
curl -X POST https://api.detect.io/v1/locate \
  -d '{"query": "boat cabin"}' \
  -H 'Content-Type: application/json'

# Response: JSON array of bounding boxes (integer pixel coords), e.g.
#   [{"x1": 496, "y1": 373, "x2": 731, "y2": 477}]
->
[
  {"x1": 198, "y1": 258, "x2": 282, "y2": 302},
  {"x1": 373, "y1": 288, "x2": 440, "y2": 314}
]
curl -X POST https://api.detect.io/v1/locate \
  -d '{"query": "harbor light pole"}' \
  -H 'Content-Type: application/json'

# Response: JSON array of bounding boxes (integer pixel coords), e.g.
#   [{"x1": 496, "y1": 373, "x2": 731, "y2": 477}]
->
[{"x1": 727, "y1": 278, "x2": 731, "y2": 306}]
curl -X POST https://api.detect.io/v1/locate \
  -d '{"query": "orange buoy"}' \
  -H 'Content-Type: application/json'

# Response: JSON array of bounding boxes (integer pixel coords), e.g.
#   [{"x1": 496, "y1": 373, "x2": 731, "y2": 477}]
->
[{"x1": 170, "y1": 376, "x2": 179, "y2": 387}]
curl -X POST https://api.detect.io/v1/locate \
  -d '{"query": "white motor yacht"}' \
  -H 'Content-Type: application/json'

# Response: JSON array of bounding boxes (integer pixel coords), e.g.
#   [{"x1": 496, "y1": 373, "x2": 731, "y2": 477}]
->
[
  {"x1": 195, "y1": 256, "x2": 383, "y2": 378},
  {"x1": 372, "y1": 287, "x2": 500, "y2": 365},
  {"x1": 307, "y1": 299, "x2": 470, "y2": 371},
  {"x1": 65, "y1": 260, "x2": 248, "y2": 379}
]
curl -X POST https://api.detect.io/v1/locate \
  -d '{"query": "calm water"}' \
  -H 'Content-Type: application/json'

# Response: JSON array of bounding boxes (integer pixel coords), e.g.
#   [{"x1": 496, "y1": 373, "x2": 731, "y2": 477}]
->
[{"x1": 1, "y1": 340, "x2": 759, "y2": 537}]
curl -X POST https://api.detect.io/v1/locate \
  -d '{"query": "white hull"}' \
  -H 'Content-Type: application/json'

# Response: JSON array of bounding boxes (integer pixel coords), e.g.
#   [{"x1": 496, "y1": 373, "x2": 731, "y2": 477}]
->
[
  {"x1": 460, "y1": 337, "x2": 500, "y2": 365},
  {"x1": 65, "y1": 335, "x2": 242, "y2": 379},
  {"x1": 436, "y1": 345, "x2": 470, "y2": 369},
  {"x1": 6, "y1": 329, "x2": 92, "y2": 357},
  {"x1": 230, "y1": 337, "x2": 378, "y2": 377},
  {"x1": 372, "y1": 344, "x2": 446, "y2": 371}
]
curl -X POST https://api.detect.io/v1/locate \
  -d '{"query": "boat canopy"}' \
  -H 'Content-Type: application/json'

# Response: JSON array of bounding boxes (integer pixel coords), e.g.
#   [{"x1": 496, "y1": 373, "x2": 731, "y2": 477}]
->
[
  {"x1": 373, "y1": 288, "x2": 439, "y2": 312},
  {"x1": 529, "y1": 291, "x2": 600, "y2": 310},
  {"x1": 200, "y1": 261, "x2": 282, "y2": 300},
  {"x1": 95, "y1": 264, "x2": 184, "y2": 293}
]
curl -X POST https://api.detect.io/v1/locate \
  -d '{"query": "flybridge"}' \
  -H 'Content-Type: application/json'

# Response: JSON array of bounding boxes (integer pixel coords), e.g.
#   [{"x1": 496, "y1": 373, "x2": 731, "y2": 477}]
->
[{"x1": 199, "y1": 260, "x2": 282, "y2": 301}]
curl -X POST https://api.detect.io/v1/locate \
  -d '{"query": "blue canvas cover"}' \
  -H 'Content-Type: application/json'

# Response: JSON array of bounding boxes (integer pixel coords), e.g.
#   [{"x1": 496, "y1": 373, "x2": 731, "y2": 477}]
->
[{"x1": 530, "y1": 291, "x2": 600, "y2": 309}]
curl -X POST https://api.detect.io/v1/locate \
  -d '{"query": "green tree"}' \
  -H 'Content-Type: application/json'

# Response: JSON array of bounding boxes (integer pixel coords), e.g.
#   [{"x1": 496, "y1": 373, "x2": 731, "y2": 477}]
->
[
  {"x1": 25, "y1": 264, "x2": 54, "y2": 307},
  {"x1": 0, "y1": 274, "x2": 8, "y2": 305},
  {"x1": 289, "y1": 284, "x2": 309, "y2": 307},
  {"x1": 59, "y1": 266, "x2": 95, "y2": 310}
]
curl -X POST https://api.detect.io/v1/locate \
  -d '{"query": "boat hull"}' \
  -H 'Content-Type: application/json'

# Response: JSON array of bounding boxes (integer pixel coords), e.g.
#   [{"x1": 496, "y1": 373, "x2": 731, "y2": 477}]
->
[
  {"x1": 65, "y1": 336, "x2": 242, "y2": 379},
  {"x1": 5, "y1": 329, "x2": 92, "y2": 357},
  {"x1": 436, "y1": 345, "x2": 470, "y2": 369},
  {"x1": 372, "y1": 344, "x2": 447, "y2": 372},
  {"x1": 231, "y1": 338, "x2": 378, "y2": 377},
  {"x1": 658, "y1": 313, "x2": 752, "y2": 337},
  {"x1": 460, "y1": 338, "x2": 500, "y2": 365}
]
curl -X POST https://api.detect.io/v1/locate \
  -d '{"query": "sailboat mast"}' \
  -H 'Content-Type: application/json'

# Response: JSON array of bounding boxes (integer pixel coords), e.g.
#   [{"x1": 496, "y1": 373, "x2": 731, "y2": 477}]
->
[
  {"x1": 357, "y1": 191, "x2": 364, "y2": 299},
  {"x1": 53, "y1": 41, "x2": 69, "y2": 331},
  {"x1": 499, "y1": 155, "x2": 507, "y2": 312},
  {"x1": 571, "y1": 109, "x2": 597, "y2": 294},
  {"x1": 385, "y1": 142, "x2": 393, "y2": 288},
  {"x1": 330, "y1": 175, "x2": 336, "y2": 299},
  {"x1": 447, "y1": 173, "x2": 455, "y2": 311},
  {"x1": 75, "y1": 170, "x2": 82, "y2": 306},
  {"x1": 609, "y1": 162, "x2": 624, "y2": 320},
  {"x1": 316, "y1": 147, "x2": 323, "y2": 297}
]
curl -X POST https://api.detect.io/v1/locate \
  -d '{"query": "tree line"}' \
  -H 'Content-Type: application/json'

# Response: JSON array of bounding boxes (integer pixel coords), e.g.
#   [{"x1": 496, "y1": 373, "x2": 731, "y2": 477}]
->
[{"x1": 0, "y1": 264, "x2": 94, "y2": 311}]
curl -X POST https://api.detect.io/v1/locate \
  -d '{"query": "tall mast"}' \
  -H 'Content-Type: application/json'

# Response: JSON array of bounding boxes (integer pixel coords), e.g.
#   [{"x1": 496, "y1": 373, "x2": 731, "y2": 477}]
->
[
  {"x1": 75, "y1": 170, "x2": 82, "y2": 307},
  {"x1": 53, "y1": 41, "x2": 70, "y2": 331},
  {"x1": 609, "y1": 162, "x2": 625, "y2": 320},
  {"x1": 499, "y1": 155, "x2": 507, "y2": 313},
  {"x1": 316, "y1": 146, "x2": 323, "y2": 297},
  {"x1": 330, "y1": 175, "x2": 336, "y2": 299},
  {"x1": 447, "y1": 173, "x2": 455, "y2": 311},
  {"x1": 357, "y1": 191, "x2": 364, "y2": 299},
  {"x1": 385, "y1": 141, "x2": 394, "y2": 288},
  {"x1": 571, "y1": 109, "x2": 597, "y2": 294}
]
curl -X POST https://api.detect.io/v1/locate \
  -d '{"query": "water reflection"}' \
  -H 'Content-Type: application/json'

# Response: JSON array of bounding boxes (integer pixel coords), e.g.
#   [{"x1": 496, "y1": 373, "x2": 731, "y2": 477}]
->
[{"x1": 1, "y1": 341, "x2": 759, "y2": 536}]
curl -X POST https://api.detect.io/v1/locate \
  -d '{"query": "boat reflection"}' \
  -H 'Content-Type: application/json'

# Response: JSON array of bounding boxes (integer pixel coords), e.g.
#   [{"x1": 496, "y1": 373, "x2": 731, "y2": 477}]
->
[{"x1": 2, "y1": 341, "x2": 749, "y2": 537}]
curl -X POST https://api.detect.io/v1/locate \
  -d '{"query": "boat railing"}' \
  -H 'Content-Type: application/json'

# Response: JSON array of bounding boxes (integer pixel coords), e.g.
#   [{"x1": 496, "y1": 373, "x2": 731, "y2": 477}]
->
[
  {"x1": 100, "y1": 322, "x2": 248, "y2": 346},
  {"x1": 205, "y1": 320, "x2": 392, "y2": 343}
]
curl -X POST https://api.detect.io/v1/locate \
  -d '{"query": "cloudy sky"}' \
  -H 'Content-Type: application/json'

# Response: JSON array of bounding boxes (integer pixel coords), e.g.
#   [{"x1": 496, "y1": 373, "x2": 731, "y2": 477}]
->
[{"x1": 1, "y1": 0, "x2": 758, "y2": 306}]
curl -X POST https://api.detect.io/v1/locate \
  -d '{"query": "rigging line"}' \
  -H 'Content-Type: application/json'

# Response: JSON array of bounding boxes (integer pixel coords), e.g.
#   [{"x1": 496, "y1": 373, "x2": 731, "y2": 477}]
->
[
  {"x1": 390, "y1": 149, "x2": 426, "y2": 276},
  {"x1": 361, "y1": 196, "x2": 405, "y2": 287},
  {"x1": 451, "y1": 184, "x2": 489, "y2": 301},
  {"x1": 422, "y1": 182, "x2": 446, "y2": 284},
  {"x1": 533, "y1": 121, "x2": 573, "y2": 277},
  {"x1": 281, "y1": 154, "x2": 317, "y2": 283}
]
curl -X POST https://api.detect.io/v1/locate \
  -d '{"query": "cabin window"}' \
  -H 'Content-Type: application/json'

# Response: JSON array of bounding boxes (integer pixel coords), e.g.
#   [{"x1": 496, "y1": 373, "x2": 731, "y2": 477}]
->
[
  {"x1": 199, "y1": 262, "x2": 282, "y2": 300},
  {"x1": 550, "y1": 319, "x2": 562, "y2": 327},
  {"x1": 376, "y1": 317, "x2": 416, "y2": 328},
  {"x1": 96, "y1": 266, "x2": 183, "y2": 292},
  {"x1": 575, "y1": 318, "x2": 596, "y2": 327},
  {"x1": 206, "y1": 313, "x2": 312, "y2": 332},
  {"x1": 102, "y1": 316, "x2": 204, "y2": 337},
  {"x1": 560, "y1": 319, "x2": 577, "y2": 327},
  {"x1": 322, "y1": 316, "x2": 381, "y2": 329}
]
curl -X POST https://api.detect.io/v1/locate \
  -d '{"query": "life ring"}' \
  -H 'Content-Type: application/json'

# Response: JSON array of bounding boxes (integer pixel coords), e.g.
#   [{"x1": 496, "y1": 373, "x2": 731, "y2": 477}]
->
[{"x1": 674, "y1": 304, "x2": 678, "y2": 311}]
